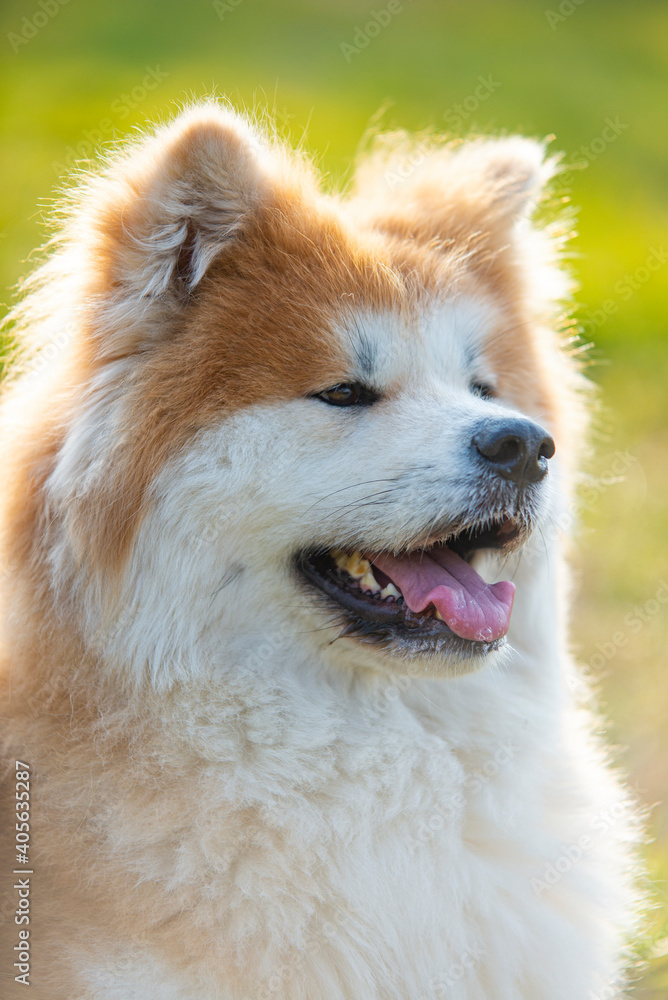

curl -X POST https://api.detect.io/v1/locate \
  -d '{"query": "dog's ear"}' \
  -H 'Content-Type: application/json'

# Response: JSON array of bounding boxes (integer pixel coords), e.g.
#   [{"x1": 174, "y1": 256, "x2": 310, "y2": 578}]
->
[
  {"x1": 76, "y1": 103, "x2": 267, "y2": 349},
  {"x1": 351, "y1": 135, "x2": 557, "y2": 246},
  {"x1": 445, "y1": 136, "x2": 555, "y2": 222}
]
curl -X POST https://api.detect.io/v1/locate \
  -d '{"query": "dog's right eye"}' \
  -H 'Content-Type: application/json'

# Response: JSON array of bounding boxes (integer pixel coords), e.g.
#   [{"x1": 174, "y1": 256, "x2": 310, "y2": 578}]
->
[
  {"x1": 470, "y1": 380, "x2": 496, "y2": 400},
  {"x1": 313, "y1": 383, "x2": 380, "y2": 407}
]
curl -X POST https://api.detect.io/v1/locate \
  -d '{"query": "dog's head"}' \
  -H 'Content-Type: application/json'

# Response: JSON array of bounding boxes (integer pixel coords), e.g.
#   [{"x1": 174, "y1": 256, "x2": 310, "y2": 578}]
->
[{"x1": 12, "y1": 104, "x2": 584, "y2": 684}]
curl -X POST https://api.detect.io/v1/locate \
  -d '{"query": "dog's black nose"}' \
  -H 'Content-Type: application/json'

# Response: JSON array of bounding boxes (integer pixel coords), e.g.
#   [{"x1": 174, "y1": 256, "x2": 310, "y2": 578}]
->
[{"x1": 472, "y1": 418, "x2": 555, "y2": 485}]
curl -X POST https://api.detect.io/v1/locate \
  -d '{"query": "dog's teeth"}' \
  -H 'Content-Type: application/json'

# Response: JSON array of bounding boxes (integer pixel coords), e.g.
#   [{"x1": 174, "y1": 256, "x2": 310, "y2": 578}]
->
[
  {"x1": 359, "y1": 569, "x2": 381, "y2": 593},
  {"x1": 434, "y1": 609, "x2": 444, "y2": 621},
  {"x1": 331, "y1": 549, "x2": 370, "y2": 580},
  {"x1": 330, "y1": 549, "x2": 386, "y2": 594}
]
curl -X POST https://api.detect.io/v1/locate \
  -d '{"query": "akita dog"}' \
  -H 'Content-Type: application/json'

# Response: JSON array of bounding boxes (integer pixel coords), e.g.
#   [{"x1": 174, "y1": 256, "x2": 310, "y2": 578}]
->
[{"x1": 0, "y1": 103, "x2": 643, "y2": 998}]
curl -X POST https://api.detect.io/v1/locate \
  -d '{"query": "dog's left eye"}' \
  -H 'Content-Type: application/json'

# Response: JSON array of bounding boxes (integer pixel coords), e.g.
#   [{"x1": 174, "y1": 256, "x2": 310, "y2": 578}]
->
[
  {"x1": 470, "y1": 381, "x2": 496, "y2": 399},
  {"x1": 313, "y1": 383, "x2": 380, "y2": 407}
]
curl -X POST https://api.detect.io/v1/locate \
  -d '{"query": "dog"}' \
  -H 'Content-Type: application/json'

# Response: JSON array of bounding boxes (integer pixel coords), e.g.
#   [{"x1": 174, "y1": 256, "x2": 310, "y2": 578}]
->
[{"x1": 0, "y1": 102, "x2": 644, "y2": 999}]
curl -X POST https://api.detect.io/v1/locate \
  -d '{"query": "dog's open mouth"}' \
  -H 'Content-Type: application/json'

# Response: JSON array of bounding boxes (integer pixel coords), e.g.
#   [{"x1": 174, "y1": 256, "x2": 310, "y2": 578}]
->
[{"x1": 297, "y1": 517, "x2": 523, "y2": 657}]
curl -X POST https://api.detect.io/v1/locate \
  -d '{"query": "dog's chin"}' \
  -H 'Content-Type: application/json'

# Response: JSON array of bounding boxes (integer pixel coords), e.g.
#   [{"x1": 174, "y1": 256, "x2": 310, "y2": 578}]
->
[{"x1": 295, "y1": 515, "x2": 529, "y2": 668}]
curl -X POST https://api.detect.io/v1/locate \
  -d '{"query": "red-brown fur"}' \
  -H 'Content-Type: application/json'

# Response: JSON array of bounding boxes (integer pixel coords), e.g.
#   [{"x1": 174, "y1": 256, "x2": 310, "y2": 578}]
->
[{"x1": 0, "y1": 106, "x2": 599, "y2": 999}]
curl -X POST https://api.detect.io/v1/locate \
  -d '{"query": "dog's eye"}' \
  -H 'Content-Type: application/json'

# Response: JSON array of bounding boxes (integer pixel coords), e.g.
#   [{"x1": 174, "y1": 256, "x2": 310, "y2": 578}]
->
[
  {"x1": 313, "y1": 383, "x2": 379, "y2": 407},
  {"x1": 470, "y1": 381, "x2": 496, "y2": 400}
]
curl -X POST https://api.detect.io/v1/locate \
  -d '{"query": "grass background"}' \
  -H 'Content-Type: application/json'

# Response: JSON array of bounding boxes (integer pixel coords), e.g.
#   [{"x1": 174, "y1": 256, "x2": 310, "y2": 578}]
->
[{"x1": 1, "y1": 0, "x2": 666, "y2": 991}]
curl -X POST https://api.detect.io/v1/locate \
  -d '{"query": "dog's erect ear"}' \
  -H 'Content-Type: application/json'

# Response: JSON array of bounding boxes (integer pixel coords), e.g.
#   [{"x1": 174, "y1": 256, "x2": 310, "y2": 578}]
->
[
  {"x1": 82, "y1": 103, "x2": 267, "y2": 307},
  {"x1": 445, "y1": 136, "x2": 556, "y2": 221},
  {"x1": 351, "y1": 135, "x2": 557, "y2": 244}
]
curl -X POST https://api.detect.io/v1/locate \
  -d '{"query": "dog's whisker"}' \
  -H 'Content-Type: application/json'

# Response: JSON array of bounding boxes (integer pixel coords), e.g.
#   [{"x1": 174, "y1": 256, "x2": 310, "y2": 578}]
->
[
  {"x1": 321, "y1": 488, "x2": 404, "y2": 518},
  {"x1": 300, "y1": 479, "x2": 400, "y2": 518}
]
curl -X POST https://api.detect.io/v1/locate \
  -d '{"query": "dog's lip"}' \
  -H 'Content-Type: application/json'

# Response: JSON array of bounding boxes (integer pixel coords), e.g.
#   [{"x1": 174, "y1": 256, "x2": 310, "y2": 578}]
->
[
  {"x1": 300, "y1": 551, "x2": 411, "y2": 626},
  {"x1": 296, "y1": 514, "x2": 526, "y2": 654},
  {"x1": 405, "y1": 515, "x2": 524, "y2": 559},
  {"x1": 297, "y1": 549, "x2": 508, "y2": 657}
]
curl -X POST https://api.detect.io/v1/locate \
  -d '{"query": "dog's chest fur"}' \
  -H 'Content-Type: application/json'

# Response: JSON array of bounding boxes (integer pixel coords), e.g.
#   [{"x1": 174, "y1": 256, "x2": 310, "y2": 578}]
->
[{"x1": 40, "y1": 618, "x2": 631, "y2": 1000}]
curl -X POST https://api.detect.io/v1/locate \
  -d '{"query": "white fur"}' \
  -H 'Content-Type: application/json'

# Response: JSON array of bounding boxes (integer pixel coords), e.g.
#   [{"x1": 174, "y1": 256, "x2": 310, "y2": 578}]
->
[
  {"x1": 4, "y1": 107, "x2": 641, "y2": 998},
  {"x1": 41, "y1": 300, "x2": 642, "y2": 999}
]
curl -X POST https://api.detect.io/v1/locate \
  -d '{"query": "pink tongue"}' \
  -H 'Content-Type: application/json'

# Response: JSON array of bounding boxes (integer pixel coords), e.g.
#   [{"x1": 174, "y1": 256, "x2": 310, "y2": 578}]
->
[{"x1": 372, "y1": 547, "x2": 515, "y2": 642}]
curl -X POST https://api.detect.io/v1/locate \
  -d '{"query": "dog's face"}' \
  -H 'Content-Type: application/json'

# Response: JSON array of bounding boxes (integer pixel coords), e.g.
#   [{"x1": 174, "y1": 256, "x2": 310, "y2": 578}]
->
[
  {"x1": 289, "y1": 302, "x2": 554, "y2": 660},
  {"x1": 28, "y1": 106, "x2": 579, "y2": 683},
  {"x1": 190, "y1": 295, "x2": 557, "y2": 669}
]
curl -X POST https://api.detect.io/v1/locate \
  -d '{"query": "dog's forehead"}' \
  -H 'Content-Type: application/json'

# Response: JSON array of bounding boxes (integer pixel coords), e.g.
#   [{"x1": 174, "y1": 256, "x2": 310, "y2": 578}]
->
[{"x1": 339, "y1": 295, "x2": 502, "y2": 386}]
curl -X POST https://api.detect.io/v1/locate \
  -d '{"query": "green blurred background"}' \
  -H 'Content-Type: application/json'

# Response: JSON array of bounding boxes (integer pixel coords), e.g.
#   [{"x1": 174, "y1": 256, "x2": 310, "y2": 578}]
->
[{"x1": 1, "y1": 0, "x2": 666, "y2": 991}]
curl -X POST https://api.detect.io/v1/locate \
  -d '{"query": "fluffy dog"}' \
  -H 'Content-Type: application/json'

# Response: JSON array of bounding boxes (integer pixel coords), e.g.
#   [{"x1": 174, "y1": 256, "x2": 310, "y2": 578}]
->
[{"x1": 0, "y1": 103, "x2": 644, "y2": 999}]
